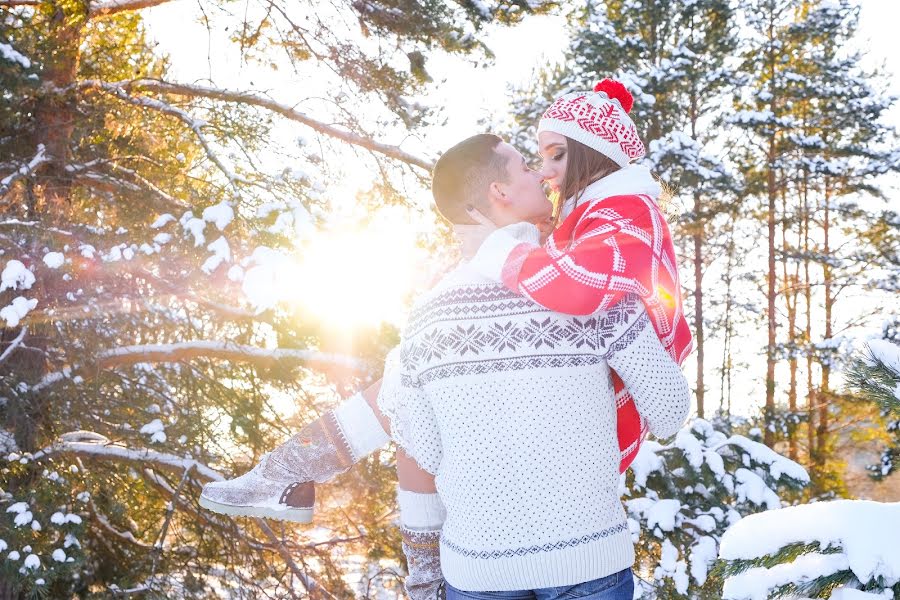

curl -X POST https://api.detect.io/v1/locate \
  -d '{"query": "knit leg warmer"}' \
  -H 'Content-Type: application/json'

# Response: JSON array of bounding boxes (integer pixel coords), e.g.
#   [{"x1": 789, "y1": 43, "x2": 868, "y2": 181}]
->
[{"x1": 399, "y1": 489, "x2": 445, "y2": 600}]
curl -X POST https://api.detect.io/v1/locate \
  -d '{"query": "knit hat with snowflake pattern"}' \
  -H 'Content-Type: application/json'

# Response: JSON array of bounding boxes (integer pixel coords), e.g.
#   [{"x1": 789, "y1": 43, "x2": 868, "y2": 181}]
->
[{"x1": 538, "y1": 78, "x2": 646, "y2": 167}]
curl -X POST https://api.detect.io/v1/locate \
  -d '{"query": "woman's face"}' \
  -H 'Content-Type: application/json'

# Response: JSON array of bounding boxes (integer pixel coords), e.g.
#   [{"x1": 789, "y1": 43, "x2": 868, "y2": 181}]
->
[{"x1": 537, "y1": 131, "x2": 568, "y2": 193}]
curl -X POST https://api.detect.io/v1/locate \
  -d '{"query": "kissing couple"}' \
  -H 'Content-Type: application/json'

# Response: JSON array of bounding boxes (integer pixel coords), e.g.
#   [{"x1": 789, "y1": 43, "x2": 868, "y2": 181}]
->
[{"x1": 201, "y1": 78, "x2": 694, "y2": 600}]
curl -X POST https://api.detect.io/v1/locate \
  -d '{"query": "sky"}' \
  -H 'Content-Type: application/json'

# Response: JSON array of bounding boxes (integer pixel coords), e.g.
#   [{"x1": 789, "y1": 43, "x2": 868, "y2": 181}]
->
[{"x1": 141, "y1": 1, "x2": 900, "y2": 416}]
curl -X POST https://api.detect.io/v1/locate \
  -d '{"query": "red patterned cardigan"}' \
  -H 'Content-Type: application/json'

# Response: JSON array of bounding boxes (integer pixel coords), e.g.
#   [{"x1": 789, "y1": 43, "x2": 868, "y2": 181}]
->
[{"x1": 500, "y1": 191, "x2": 695, "y2": 472}]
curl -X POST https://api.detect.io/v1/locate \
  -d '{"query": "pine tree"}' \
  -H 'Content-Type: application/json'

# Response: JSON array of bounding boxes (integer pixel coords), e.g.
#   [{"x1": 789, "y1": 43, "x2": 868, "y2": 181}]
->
[
  {"x1": 846, "y1": 316, "x2": 900, "y2": 481},
  {"x1": 0, "y1": 1, "x2": 558, "y2": 597},
  {"x1": 624, "y1": 417, "x2": 808, "y2": 599}
]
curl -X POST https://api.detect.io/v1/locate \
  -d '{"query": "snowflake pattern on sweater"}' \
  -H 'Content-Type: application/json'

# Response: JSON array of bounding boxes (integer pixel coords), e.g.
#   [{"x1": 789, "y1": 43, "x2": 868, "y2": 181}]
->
[{"x1": 378, "y1": 265, "x2": 690, "y2": 591}]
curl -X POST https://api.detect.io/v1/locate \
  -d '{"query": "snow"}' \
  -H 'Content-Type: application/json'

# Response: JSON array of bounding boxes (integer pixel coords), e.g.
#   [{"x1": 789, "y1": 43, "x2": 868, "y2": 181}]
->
[
  {"x1": 202, "y1": 201, "x2": 234, "y2": 231},
  {"x1": 831, "y1": 589, "x2": 895, "y2": 600},
  {"x1": 139, "y1": 419, "x2": 167, "y2": 444},
  {"x1": 1, "y1": 296, "x2": 37, "y2": 326},
  {"x1": 42, "y1": 252, "x2": 64, "y2": 269},
  {"x1": 1, "y1": 260, "x2": 35, "y2": 292},
  {"x1": 0, "y1": 429, "x2": 18, "y2": 455},
  {"x1": 720, "y1": 501, "x2": 900, "y2": 590},
  {"x1": 240, "y1": 246, "x2": 293, "y2": 312},
  {"x1": 869, "y1": 339, "x2": 900, "y2": 375},
  {"x1": 12, "y1": 510, "x2": 33, "y2": 527},
  {"x1": 0, "y1": 42, "x2": 31, "y2": 69},
  {"x1": 656, "y1": 539, "x2": 689, "y2": 594},
  {"x1": 50, "y1": 512, "x2": 66, "y2": 525},
  {"x1": 52, "y1": 549, "x2": 66, "y2": 562},
  {"x1": 6, "y1": 502, "x2": 28, "y2": 514},
  {"x1": 227, "y1": 264, "x2": 244, "y2": 282},
  {"x1": 718, "y1": 436, "x2": 810, "y2": 484},
  {"x1": 723, "y1": 552, "x2": 850, "y2": 600},
  {"x1": 629, "y1": 440, "x2": 665, "y2": 487},
  {"x1": 689, "y1": 536, "x2": 718, "y2": 586},
  {"x1": 646, "y1": 498, "x2": 682, "y2": 532},
  {"x1": 202, "y1": 236, "x2": 231, "y2": 274},
  {"x1": 0, "y1": 540, "x2": 5, "y2": 553},
  {"x1": 7, "y1": 551, "x2": 19, "y2": 560},
  {"x1": 151, "y1": 213, "x2": 175, "y2": 228},
  {"x1": 734, "y1": 468, "x2": 781, "y2": 509},
  {"x1": 153, "y1": 232, "x2": 172, "y2": 245},
  {"x1": 23, "y1": 554, "x2": 39, "y2": 569}
]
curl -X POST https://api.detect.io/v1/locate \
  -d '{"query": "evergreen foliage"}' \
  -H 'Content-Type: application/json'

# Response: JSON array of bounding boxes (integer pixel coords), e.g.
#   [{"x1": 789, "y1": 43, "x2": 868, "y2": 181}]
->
[{"x1": 623, "y1": 417, "x2": 808, "y2": 598}]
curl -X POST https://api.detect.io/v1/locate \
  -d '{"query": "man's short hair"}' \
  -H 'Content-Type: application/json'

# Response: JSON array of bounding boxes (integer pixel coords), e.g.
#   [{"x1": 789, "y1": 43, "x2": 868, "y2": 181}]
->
[{"x1": 431, "y1": 134, "x2": 510, "y2": 224}]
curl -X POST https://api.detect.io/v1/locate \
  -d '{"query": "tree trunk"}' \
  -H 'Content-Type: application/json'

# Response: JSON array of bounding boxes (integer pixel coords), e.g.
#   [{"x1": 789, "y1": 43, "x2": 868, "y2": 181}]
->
[
  {"x1": 720, "y1": 217, "x2": 736, "y2": 416},
  {"x1": 802, "y1": 172, "x2": 816, "y2": 467},
  {"x1": 782, "y1": 188, "x2": 798, "y2": 460},
  {"x1": 818, "y1": 178, "x2": 833, "y2": 462},
  {"x1": 765, "y1": 137, "x2": 778, "y2": 448},
  {"x1": 30, "y1": 5, "x2": 84, "y2": 217},
  {"x1": 689, "y1": 82, "x2": 705, "y2": 419},
  {"x1": 763, "y1": 11, "x2": 778, "y2": 448}
]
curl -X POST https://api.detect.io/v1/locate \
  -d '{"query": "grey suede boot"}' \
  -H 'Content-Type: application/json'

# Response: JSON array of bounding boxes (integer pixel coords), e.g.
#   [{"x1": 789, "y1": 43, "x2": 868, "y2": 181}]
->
[{"x1": 200, "y1": 401, "x2": 367, "y2": 522}]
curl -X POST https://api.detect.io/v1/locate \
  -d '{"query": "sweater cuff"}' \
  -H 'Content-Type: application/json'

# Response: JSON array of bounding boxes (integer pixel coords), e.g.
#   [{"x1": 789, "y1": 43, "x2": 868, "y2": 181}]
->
[
  {"x1": 501, "y1": 243, "x2": 534, "y2": 292},
  {"x1": 398, "y1": 488, "x2": 446, "y2": 531},
  {"x1": 469, "y1": 223, "x2": 540, "y2": 283},
  {"x1": 333, "y1": 392, "x2": 391, "y2": 461}
]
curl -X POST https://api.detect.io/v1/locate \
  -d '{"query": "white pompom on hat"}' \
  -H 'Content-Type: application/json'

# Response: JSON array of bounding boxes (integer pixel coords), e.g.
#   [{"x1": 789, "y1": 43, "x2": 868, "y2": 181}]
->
[{"x1": 538, "y1": 78, "x2": 646, "y2": 167}]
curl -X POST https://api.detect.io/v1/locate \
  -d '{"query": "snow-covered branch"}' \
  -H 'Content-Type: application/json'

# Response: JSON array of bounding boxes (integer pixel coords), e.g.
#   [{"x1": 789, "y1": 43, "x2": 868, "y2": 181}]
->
[
  {"x1": 31, "y1": 342, "x2": 365, "y2": 393},
  {"x1": 89, "y1": 496, "x2": 155, "y2": 550},
  {"x1": 87, "y1": 0, "x2": 178, "y2": 18},
  {"x1": 69, "y1": 166, "x2": 189, "y2": 211},
  {"x1": 70, "y1": 81, "x2": 239, "y2": 186},
  {"x1": 75, "y1": 79, "x2": 435, "y2": 172},
  {"x1": 33, "y1": 433, "x2": 222, "y2": 481},
  {"x1": 0, "y1": 144, "x2": 51, "y2": 199},
  {"x1": 98, "y1": 341, "x2": 365, "y2": 370},
  {"x1": 0, "y1": 325, "x2": 27, "y2": 365}
]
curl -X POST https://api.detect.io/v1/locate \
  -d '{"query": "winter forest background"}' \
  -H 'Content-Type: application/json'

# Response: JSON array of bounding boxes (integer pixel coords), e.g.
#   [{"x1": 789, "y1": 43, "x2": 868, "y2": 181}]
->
[{"x1": 1, "y1": 0, "x2": 899, "y2": 598}]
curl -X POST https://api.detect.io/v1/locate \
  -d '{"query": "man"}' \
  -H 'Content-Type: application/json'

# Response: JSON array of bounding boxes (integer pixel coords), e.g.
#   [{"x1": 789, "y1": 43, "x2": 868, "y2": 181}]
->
[{"x1": 202, "y1": 134, "x2": 690, "y2": 598}]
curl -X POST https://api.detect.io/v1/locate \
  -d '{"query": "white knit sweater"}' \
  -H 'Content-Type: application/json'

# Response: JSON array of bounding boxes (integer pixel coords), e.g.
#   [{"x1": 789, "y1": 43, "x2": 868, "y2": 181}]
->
[{"x1": 378, "y1": 263, "x2": 690, "y2": 592}]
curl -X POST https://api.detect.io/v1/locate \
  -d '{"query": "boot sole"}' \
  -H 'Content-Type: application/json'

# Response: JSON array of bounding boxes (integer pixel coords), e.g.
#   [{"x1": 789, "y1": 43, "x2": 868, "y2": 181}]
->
[{"x1": 199, "y1": 495, "x2": 314, "y2": 523}]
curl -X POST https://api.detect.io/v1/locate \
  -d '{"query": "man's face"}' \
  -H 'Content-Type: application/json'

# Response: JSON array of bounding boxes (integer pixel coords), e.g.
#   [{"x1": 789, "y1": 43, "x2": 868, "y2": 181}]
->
[{"x1": 492, "y1": 142, "x2": 553, "y2": 227}]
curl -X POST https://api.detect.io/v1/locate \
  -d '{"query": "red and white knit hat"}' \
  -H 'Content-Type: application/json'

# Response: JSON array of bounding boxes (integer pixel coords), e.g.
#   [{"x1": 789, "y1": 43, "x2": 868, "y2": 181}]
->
[{"x1": 538, "y1": 79, "x2": 645, "y2": 167}]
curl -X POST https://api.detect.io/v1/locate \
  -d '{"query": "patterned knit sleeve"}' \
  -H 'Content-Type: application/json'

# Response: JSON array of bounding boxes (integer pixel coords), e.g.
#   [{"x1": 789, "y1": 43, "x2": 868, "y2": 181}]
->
[
  {"x1": 513, "y1": 198, "x2": 658, "y2": 315},
  {"x1": 376, "y1": 345, "x2": 443, "y2": 475},
  {"x1": 603, "y1": 303, "x2": 691, "y2": 440}
]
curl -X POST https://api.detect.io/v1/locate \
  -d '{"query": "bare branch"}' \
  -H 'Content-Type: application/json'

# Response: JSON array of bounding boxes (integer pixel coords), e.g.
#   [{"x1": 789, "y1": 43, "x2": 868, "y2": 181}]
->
[
  {"x1": 149, "y1": 465, "x2": 193, "y2": 586},
  {"x1": 0, "y1": 144, "x2": 51, "y2": 199},
  {"x1": 75, "y1": 79, "x2": 435, "y2": 172},
  {"x1": 87, "y1": 0, "x2": 179, "y2": 18}
]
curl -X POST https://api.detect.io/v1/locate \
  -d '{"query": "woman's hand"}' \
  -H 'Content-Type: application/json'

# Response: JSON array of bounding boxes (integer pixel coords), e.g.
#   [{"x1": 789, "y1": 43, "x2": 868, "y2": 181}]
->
[{"x1": 535, "y1": 214, "x2": 555, "y2": 244}]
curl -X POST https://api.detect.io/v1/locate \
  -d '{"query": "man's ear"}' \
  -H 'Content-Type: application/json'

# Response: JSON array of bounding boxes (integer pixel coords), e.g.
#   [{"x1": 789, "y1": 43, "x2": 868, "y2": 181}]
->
[{"x1": 488, "y1": 181, "x2": 512, "y2": 207}]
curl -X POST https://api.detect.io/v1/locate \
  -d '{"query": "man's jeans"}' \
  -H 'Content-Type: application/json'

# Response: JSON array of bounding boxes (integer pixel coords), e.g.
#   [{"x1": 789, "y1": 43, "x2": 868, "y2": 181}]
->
[{"x1": 444, "y1": 568, "x2": 634, "y2": 600}]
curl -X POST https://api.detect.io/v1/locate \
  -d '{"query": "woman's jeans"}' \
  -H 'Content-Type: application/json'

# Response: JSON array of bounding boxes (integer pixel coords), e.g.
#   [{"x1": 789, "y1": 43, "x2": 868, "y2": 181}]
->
[{"x1": 444, "y1": 568, "x2": 634, "y2": 600}]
